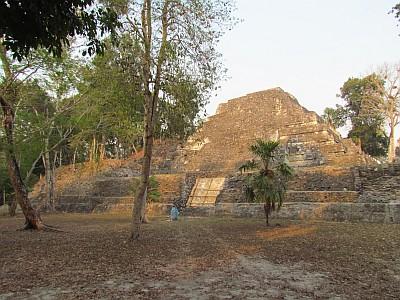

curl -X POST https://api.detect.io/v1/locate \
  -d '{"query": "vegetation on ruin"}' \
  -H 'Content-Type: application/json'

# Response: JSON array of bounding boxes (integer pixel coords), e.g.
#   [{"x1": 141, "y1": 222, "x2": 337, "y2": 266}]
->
[
  {"x1": 0, "y1": 0, "x2": 235, "y2": 232},
  {"x1": 239, "y1": 140, "x2": 294, "y2": 226}
]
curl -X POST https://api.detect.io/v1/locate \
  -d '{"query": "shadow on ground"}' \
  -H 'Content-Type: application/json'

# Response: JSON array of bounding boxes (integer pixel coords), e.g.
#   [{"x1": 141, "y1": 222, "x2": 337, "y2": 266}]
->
[{"x1": 0, "y1": 214, "x2": 399, "y2": 299}]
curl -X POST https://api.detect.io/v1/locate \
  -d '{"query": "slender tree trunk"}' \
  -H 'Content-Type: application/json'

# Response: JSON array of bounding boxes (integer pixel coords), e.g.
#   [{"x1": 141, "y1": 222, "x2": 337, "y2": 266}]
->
[
  {"x1": 131, "y1": 104, "x2": 154, "y2": 239},
  {"x1": 73, "y1": 147, "x2": 77, "y2": 171},
  {"x1": 388, "y1": 124, "x2": 396, "y2": 163},
  {"x1": 42, "y1": 137, "x2": 57, "y2": 211},
  {"x1": 132, "y1": 143, "x2": 138, "y2": 155},
  {"x1": 25, "y1": 151, "x2": 43, "y2": 183},
  {"x1": 1, "y1": 96, "x2": 43, "y2": 229},
  {"x1": 43, "y1": 147, "x2": 51, "y2": 209},
  {"x1": 115, "y1": 138, "x2": 120, "y2": 160},
  {"x1": 141, "y1": 187, "x2": 149, "y2": 223},
  {"x1": 101, "y1": 135, "x2": 106, "y2": 161},
  {"x1": 130, "y1": 0, "x2": 169, "y2": 240},
  {"x1": 264, "y1": 203, "x2": 270, "y2": 226},
  {"x1": 50, "y1": 152, "x2": 58, "y2": 210},
  {"x1": 59, "y1": 149, "x2": 62, "y2": 167},
  {"x1": 89, "y1": 135, "x2": 97, "y2": 162},
  {"x1": 8, "y1": 194, "x2": 17, "y2": 217}
]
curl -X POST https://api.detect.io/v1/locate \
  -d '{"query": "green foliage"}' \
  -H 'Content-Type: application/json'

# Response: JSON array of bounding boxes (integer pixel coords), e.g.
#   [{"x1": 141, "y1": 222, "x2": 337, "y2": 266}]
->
[
  {"x1": 348, "y1": 125, "x2": 389, "y2": 157},
  {"x1": 0, "y1": 0, "x2": 120, "y2": 60},
  {"x1": 250, "y1": 140, "x2": 280, "y2": 164},
  {"x1": 240, "y1": 140, "x2": 294, "y2": 225},
  {"x1": 322, "y1": 105, "x2": 348, "y2": 129},
  {"x1": 338, "y1": 75, "x2": 389, "y2": 157},
  {"x1": 340, "y1": 74, "x2": 384, "y2": 119},
  {"x1": 0, "y1": 153, "x2": 13, "y2": 198},
  {"x1": 1, "y1": 0, "x2": 235, "y2": 202},
  {"x1": 147, "y1": 176, "x2": 161, "y2": 203},
  {"x1": 71, "y1": 41, "x2": 144, "y2": 158},
  {"x1": 130, "y1": 176, "x2": 161, "y2": 203},
  {"x1": 158, "y1": 74, "x2": 208, "y2": 139},
  {"x1": 239, "y1": 159, "x2": 258, "y2": 174}
]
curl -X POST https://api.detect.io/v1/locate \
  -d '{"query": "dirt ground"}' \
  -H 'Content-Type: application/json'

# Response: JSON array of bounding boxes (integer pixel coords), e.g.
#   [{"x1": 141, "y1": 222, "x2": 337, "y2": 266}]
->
[{"x1": 0, "y1": 214, "x2": 399, "y2": 299}]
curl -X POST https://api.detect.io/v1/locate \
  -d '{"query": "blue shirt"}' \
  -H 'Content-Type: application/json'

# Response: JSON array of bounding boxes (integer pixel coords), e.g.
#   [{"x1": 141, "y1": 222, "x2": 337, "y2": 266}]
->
[{"x1": 170, "y1": 206, "x2": 179, "y2": 220}]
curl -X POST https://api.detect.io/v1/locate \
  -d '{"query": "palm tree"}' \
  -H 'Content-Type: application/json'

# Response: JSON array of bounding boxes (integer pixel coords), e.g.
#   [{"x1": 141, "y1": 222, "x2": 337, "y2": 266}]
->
[{"x1": 239, "y1": 140, "x2": 294, "y2": 226}]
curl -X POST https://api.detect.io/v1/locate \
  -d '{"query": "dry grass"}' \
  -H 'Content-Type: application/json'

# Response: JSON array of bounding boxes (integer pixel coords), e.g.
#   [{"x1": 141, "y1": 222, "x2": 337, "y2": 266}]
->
[{"x1": 1, "y1": 214, "x2": 399, "y2": 299}]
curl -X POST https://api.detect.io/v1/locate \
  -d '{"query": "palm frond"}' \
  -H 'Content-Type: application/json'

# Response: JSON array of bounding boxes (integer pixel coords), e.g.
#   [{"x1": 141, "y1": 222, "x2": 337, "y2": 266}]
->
[
  {"x1": 239, "y1": 159, "x2": 259, "y2": 174},
  {"x1": 276, "y1": 161, "x2": 294, "y2": 179},
  {"x1": 242, "y1": 139, "x2": 295, "y2": 222},
  {"x1": 250, "y1": 139, "x2": 280, "y2": 167}
]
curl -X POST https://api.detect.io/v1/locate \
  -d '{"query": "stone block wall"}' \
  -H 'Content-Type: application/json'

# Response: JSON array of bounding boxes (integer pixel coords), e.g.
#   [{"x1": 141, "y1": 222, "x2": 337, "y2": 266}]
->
[
  {"x1": 287, "y1": 166, "x2": 355, "y2": 191},
  {"x1": 47, "y1": 174, "x2": 185, "y2": 213},
  {"x1": 182, "y1": 202, "x2": 400, "y2": 224},
  {"x1": 357, "y1": 164, "x2": 400, "y2": 203}
]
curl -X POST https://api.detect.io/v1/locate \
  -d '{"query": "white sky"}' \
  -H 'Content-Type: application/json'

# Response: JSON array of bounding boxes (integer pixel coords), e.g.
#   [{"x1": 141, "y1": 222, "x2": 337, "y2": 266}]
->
[{"x1": 207, "y1": 0, "x2": 400, "y2": 123}]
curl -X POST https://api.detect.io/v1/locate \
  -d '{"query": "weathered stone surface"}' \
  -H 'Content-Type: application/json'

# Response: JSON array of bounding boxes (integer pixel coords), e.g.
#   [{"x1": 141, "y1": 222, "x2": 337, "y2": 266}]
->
[
  {"x1": 357, "y1": 164, "x2": 400, "y2": 203},
  {"x1": 55, "y1": 199, "x2": 172, "y2": 216},
  {"x1": 42, "y1": 174, "x2": 185, "y2": 213},
  {"x1": 177, "y1": 88, "x2": 370, "y2": 173},
  {"x1": 29, "y1": 88, "x2": 400, "y2": 225},
  {"x1": 181, "y1": 202, "x2": 400, "y2": 224}
]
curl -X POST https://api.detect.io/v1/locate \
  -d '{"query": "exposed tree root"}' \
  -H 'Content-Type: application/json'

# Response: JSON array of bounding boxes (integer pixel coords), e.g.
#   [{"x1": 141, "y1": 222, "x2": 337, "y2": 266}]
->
[
  {"x1": 42, "y1": 225, "x2": 65, "y2": 233},
  {"x1": 18, "y1": 222, "x2": 65, "y2": 232}
]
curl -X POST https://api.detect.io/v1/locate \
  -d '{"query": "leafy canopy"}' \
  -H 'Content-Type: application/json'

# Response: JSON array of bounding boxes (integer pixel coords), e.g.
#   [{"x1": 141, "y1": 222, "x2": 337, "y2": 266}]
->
[
  {"x1": 332, "y1": 75, "x2": 389, "y2": 157},
  {"x1": 0, "y1": 0, "x2": 119, "y2": 60},
  {"x1": 322, "y1": 105, "x2": 348, "y2": 129}
]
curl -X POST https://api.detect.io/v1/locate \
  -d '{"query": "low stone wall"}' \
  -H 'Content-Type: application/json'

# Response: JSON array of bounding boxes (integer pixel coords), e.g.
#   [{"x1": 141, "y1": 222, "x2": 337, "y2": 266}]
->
[
  {"x1": 35, "y1": 162, "x2": 400, "y2": 225},
  {"x1": 183, "y1": 202, "x2": 400, "y2": 224},
  {"x1": 285, "y1": 191, "x2": 359, "y2": 203},
  {"x1": 357, "y1": 164, "x2": 400, "y2": 203},
  {"x1": 54, "y1": 198, "x2": 171, "y2": 216},
  {"x1": 54, "y1": 195, "x2": 400, "y2": 224},
  {"x1": 288, "y1": 167, "x2": 355, "y2": 191},
  {"x1": 217, "y1": 169, "x2": 357, "y2": 204}
]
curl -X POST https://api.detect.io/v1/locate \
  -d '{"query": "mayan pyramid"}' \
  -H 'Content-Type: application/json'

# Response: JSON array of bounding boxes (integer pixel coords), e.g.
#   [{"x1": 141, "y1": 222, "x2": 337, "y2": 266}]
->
[{"x1": 177, "y1": 88, "x2": 370, "y2": 173}]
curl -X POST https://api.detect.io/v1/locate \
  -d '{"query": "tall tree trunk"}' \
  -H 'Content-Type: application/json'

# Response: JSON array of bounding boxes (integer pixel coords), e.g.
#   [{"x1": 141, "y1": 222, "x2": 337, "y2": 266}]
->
[
  {"x1": 73, "y1": 147, "x2": 77, "y2": 171},
  {"x1": 89, "y1": 135, "x2": 97, "y2": 162},
  {"x1": 131, "y1": 103, "x2": 154, "y2": 239},
  {"x1": 1, "y1": 96, "x2": 43, "y2": 229},
  {"x1": 43, "y1": 138, "x2": 57, "y2": 211},
  {"x1": 99, "y1": 134, "x2": 106, "y2": 161},
  {"x1": 141, "y1": 187, "x2": 149, "y2": 223},
  {"x1": 59, "y1": 149, "x2": 62, "y2": 167},
  {"x1": 130, "y1": 0, "x2": 169, "y2": 240},
  {"x1": 388, "y1": 124, "x2": 396, "y2": 163},
  {"x1": 8, "y1": 195, "x2": 17, "y2": 217},
  {"x1": 115, "y1": 138, "x2": 120, "y2": 160},
  {"x1": 50, "y1": 152, "x2": 58, "y2": 210},
  {"x1": 264, "y1": 203, "x2": 270, "y2": 226}
]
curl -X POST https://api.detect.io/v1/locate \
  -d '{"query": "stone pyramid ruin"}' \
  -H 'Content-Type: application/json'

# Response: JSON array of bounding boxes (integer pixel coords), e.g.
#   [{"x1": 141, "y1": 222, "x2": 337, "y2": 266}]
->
[
  {"x1": 30, "y1": 88, "x2": 400, "y2": 223},
  {"x1": 177, "y1": 87, "x2": 369, "y2": 174}
]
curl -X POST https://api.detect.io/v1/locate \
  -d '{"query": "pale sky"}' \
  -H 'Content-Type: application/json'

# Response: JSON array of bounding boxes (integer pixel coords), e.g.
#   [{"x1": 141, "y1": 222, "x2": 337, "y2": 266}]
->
[{"x1": 208, "y1": 0, "x2": 400, "y2": 122}]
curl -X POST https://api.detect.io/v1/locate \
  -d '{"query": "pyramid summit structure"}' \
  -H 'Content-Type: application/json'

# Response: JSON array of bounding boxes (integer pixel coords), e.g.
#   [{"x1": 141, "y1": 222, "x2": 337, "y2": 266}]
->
[{"x1": 178, "y1": 88, "x2": 370, "y2": 174}]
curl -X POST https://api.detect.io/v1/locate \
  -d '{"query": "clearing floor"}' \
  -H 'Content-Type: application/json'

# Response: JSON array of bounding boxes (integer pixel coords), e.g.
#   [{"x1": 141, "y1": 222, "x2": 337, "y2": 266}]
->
[{"x1": 0, "y1": 214, "x2": 399, "y2": 299}]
